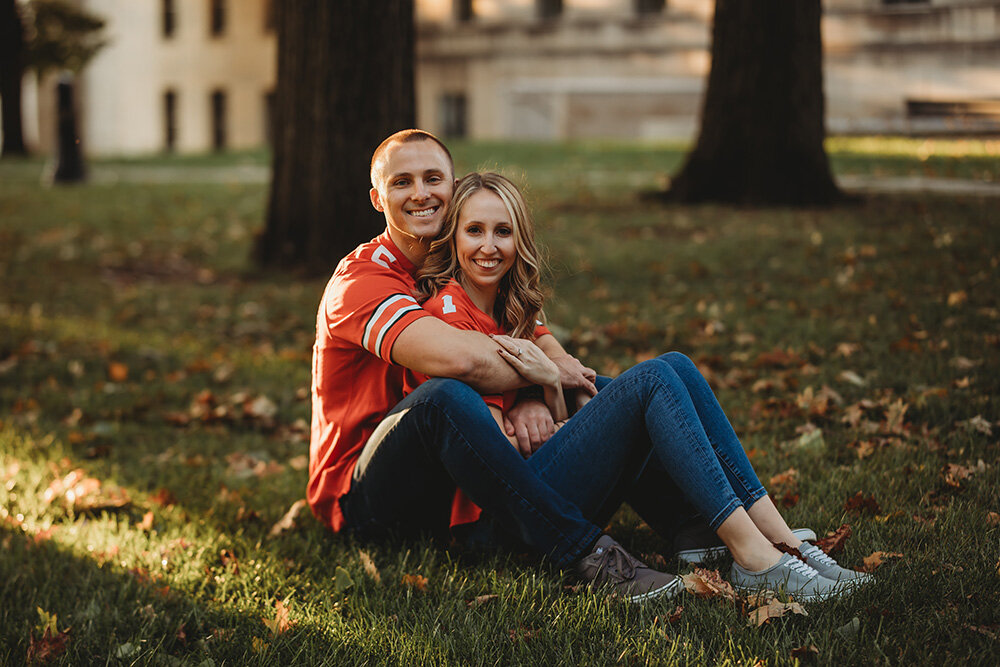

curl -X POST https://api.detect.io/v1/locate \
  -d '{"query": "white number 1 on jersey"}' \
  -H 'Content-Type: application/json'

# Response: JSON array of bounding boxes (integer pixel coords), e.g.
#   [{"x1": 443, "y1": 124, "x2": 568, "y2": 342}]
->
[{"x1": 442, "y1": 295, "x2": 456, "y2": 314}]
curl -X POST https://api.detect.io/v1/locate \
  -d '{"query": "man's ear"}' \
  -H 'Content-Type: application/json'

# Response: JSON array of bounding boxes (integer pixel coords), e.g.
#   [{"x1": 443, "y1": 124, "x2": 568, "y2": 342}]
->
[{"x1": 370, "y1": 187, "x2": 384, "y2": 212}]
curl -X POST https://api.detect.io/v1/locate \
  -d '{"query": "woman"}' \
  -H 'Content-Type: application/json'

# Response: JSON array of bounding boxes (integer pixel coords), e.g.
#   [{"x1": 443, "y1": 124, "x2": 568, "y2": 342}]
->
[{"x1": 411, "y1": 172, "x2": 871, "y2": 601}]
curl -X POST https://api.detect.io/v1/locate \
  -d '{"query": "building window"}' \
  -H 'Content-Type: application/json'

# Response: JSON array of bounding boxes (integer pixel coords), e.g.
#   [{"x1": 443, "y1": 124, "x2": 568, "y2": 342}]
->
[
  {"x1": 162, "y1": 0, "x2": 176, "y2": 38},
  {"x1": 454, "y1": 0, "x2": 473, "y2": 22},
  {"x1": 440, "y1": 94, "x2": 467, "y2": 138},
  {"x1": 264, "y1": 91, "x2": 276, "y2": 146},
  {"x1": 164, "y1": 90, "x2": 177, "y2": 151},
  {"x1": 635, "y1": 0, "x2": 665, "y2": 16},
  {"x1": 537, "y1": 0, "x2": 562, "y2": 20},
  {"x1": 210, "y1": 0, "x2": 226, "y2": 36},
  {"x1": 264, "y1": 0, "x2": 275, "y2": 32},
  {"x1": 211, "y1": 89, "x2": 227, "y2": 151}
]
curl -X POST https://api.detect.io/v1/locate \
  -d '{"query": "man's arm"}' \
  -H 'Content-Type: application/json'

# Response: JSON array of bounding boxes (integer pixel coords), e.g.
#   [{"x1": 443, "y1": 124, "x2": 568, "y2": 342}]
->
[{"x1": 391, "y1": 317, "x2": 528, "y2": 394}]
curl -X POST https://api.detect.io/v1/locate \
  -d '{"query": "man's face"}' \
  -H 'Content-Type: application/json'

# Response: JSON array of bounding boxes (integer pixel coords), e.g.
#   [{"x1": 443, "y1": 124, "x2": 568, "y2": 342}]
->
[{"x1": 370, "y1": 140, "x2": 454, "y2": 244}]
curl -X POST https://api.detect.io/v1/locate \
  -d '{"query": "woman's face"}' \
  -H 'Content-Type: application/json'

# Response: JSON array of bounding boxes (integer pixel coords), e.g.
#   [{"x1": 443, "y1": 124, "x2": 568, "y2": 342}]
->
[{"x1": 455, "y1": 190, "x2": 517, "y2": 295}]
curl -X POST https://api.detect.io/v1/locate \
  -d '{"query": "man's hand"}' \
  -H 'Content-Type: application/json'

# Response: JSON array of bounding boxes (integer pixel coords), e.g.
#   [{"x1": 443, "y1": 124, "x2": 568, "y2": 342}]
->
[
  {"x1": 550, "y1": 353, "x2": 598, "y2": 397},
  {"x1": 504, "y1": 399, "x2": 556, "y2": 456}
]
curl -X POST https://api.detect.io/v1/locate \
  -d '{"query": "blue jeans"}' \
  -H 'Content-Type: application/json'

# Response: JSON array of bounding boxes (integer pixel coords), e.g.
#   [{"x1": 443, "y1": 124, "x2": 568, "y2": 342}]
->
[{"x1": 340, "y1": 352, "x2": 766, "y2": 568}]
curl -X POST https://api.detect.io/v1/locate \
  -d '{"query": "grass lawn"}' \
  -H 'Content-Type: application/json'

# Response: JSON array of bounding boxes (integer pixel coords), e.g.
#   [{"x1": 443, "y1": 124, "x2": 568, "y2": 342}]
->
[{"x1": 1, "y1": 138, "x2": 998, "y2": 665}]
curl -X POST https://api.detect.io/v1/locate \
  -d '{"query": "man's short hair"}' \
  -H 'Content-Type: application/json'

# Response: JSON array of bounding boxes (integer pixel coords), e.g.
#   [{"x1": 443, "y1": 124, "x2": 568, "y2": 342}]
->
[{"x1": 370, "y1": 129, "x2": 455, "y2": 188}]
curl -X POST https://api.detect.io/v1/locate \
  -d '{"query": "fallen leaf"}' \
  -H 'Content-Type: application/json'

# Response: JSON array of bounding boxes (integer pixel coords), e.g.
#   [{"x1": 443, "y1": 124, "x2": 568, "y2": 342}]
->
[
  {"x1": 681, "y1": 568, "x2": 736, "y2": 601},
  {"x1": 269, "y1": 499, "x2": 308, "y2": 537},
  {"x1": 401, "y1": 574, "x2": 429, "y2": 591},
  {"x1": 149, "y1": 488, "x2": 177, "y2": 507},
  {"x1": 467, "y1": 594, "x2": 498, "y2": 608},
  {"x1": 835, "y1": 617, "x2": 860, "y2": 639},
  {"x1": 220, "y1": 548, "x2": 240, "y2": 574},
  {"x1": 334, "y1": 566, "x2": 354, "y2": 593},
  {"x1": 108, "y1": 362, "x2": 129, "y2": 382},
  {"x1": 358, "y1": 550, "x2": 381, "y2": 583},
  {"x1": 838, "y1": 370, "x2": 866, "y2": 386},
  {"x1": 262, "y1": 599, "x2": 294, "y2": 636},
  {"x1": 813, "y1": 524, "x2": 851, "y2": 555},
  {"x1": 844, "y1": 492, "x2": 882, "y2": 515},
  {"x1": 138, "y1": 511, "x2": 154, "y2": 532},
  {"x1": 794, "y1": 428, "x2": 825, "y2": 452},
  {"x1": 768, "y1": 468, "x2": 798, "y2": 493},
  {"x1": 862, "y1": 551, "x2": 903, "y2": 572},
  {"x1": 665, "y1": 605, "x2": 683, "y2": 624},
  {"x1": 288, "y1": 454, "x2": 309, "y2": 471},
  {"x1": 986, "y1": 511, "x2": 1000, "y2": 527},
  {"x1": 748, "y1": 599, "x2": 808, "y2": 626},
  {"x1": 947, "y1": 290, "x2": 967, "y2": 307},
  {"x1": 252, "y1": 636, "x2": 269, "y2": 653},
  {"x1": 27, "y1": 609, "x2": 70, "y2": 663},
  {"x1": 883, "y1": 399, "x2": 909, "y2": 435},
  {"x1": 957, "y1": 415, "x2": 993, "y2": 436}
]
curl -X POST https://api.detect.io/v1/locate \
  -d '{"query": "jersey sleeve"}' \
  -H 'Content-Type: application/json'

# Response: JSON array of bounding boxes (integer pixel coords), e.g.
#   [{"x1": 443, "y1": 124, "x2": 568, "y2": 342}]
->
[{"x1": 324, "y1": 259, "x2": 430, "y2": 363}]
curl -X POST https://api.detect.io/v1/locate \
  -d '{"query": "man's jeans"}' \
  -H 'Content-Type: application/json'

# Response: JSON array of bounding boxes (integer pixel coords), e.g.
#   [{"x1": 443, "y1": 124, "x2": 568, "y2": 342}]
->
[{"x1": 339, "y1": 352, "x2": 766, "y2": 568}]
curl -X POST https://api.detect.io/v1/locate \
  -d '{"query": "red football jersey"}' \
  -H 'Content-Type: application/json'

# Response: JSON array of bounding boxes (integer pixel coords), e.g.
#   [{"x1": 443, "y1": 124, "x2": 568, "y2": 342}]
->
[
  {"x1": 410, "y1": 279, "x2": 552, "y2": 527},
  {"x1": 308, "y1": 231, "x2": 431, "y2": 532}
]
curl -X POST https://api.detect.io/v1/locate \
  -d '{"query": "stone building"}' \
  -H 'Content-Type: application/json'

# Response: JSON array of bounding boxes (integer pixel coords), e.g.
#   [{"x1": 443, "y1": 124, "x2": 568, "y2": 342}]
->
[{"x1": 9, "y1": 0, "x2": 1000, "y2": 156}]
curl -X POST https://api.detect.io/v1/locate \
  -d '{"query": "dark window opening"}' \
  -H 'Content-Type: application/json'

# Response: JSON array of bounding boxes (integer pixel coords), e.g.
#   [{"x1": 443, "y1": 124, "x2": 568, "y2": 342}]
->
[
  {"x1": 454, "y1": 0, "x2": 473, "y2": 22},
  {"x1": 440, "y1": 94, "x2": 468, "y2": 138},
  {"x1": 537, "y1": 0, "x2": 562, "y2": 20},
  {"x1": 162, "y1": 0, "x2": 176, "y2": 37},
  {"x1": 211, "y1": 89, "x2": 227, "y2": 151},
  {"x1": 210, "y1": 0, "x2": 226, "y2": 36},
  {"x1": 164, "y1": 90, "x2": 177, "y2": 151},
  {"x1": 635, "y1": 0, "x2": 665, "y2": 16}
]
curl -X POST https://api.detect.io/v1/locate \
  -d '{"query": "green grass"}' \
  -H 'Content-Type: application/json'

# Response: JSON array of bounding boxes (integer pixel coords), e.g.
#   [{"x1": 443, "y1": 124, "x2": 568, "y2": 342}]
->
[{"x1": 2, "y1": 138, "x2": 999, "y2": 665}]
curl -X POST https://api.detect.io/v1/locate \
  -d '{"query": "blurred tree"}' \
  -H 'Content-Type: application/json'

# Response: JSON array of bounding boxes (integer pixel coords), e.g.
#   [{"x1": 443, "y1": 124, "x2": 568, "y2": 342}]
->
[
  {"x1": 257, "y1": 1, "x2": 416, "y2": 274},
  {"x1": 0, "y1": 0, "x2": 105, "y2": 159},
  {"x1": 667, "y1": 0, "x2": 842, "y2": 205},
  {"x1": 1, "y1": 0, "x2": 28, "y2": 157}
]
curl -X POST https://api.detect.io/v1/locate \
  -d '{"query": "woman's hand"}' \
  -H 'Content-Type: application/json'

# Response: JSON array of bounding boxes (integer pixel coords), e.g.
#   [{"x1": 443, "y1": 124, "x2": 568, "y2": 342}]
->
[
  {"x1": 491, "y1": 335, "x2": 559, "y2": 388},
  {"x1": 492, "y1": 334, "x2": 568, "y2": 422}
]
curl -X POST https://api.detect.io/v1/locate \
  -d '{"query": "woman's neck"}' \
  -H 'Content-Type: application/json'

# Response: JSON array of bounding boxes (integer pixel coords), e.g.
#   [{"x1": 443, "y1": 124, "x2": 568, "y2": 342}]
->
[{"x1": 459, "y1": 276, "x2": 498, "y2": 321}]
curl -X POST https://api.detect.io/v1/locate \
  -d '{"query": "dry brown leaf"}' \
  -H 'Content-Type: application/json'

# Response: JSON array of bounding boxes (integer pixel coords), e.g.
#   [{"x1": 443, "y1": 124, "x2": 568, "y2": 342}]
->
[
  {"x1": 358, "y1": 549, "x2": 381, "y2": 583},
  {"x1": 665, "y1": 605, "x2": 684, "y2": 624},
  {"x1": 269, "y1": 499, "x2": 308, "y2": 537},
  {"x1": 883, "y1": 399, "x2": 909, "y2": 435},
  {"x1": 262, "y1": 599, "x2": 294, "y2": 636},
  {"x1": 149, "y1": 488, "x2": 178, "y2": 507},
  {"x1": 467, "y1": 594, "x2": 498, "y2": 608},
  {"x1": 138, "y1": 511, "x2": 154, "y2": 532},
  {"x1": 108, "y1": 362, "x2": 129, "y2": 382},
  {"x1": 813, "y1": 524, "x2": 851, "y2": 555},
  {"x1": 748, "y1": 599, "x2": 808, "y2": 626},
  {"x1": 947, "y1": 290, "x2": 968, "y2": 307},
  {"x1": 957, "y1": 415, "x2": 993, "y2": 436},
  {"x1": 768, "y1": 468, "x2": 798, "y2": 493},
  {"x1": 986, "y1": 511, "x2": 1000, "y2": 527},
  {"x1": 401, "y1": 574, "x2": 429, "y2": 591},
  {"x1": 288, "y1": 454, "x2": 309, "y2": 471},
  {"x1": 681, "y1": 568, "x2": 736, "y2": 601},
  {"x1": 27, "y1": 628, "x2": 71, "y2": 664},
  {"x1": 220, "y1": 548, "x2": 240, "y2": 574},
  {"x1": 844, "y1": 492, "x2": 882, "y2": 515},
  {"x1": 862, "y1": 551, "x2": 903, "y2": 572}
]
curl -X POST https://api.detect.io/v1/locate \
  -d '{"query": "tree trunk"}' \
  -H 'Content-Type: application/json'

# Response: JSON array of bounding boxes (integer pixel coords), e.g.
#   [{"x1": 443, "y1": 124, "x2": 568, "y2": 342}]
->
[
  {"x1": 0, "y1": 0, "x2": 28, "y2": 157},
  {"x1": 257, "y1": 0, "x2": 415, "y2": 274},
  {"x1": 52, "y1": 76, "x2": 86, "y2": 183},
  {"x1": 667, "y1": 0, "x2": 842, "y2": 205}
]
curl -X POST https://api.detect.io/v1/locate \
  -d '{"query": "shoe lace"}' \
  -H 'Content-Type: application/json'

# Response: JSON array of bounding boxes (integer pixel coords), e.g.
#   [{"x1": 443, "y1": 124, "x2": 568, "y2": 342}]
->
[
  {"x1": 594, "y1": 543, "x2": 640, "y2": 583},
  {"x1": 804, "y1": 545, "x2": 837, "y2": 567},
  {"x1": 783, "y1": 557, "x2": 819, "y2": 580}
]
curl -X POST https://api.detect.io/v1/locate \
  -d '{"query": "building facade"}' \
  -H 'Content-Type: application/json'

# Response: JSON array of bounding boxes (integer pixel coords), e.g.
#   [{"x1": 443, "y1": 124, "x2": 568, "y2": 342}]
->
[{"x1": 11, "y1": 0, "x2": 1000, "y2": 156}]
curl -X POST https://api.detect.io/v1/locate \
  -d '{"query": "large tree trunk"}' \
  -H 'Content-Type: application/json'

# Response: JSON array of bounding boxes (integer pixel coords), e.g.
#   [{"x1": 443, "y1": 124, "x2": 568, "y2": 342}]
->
[
  {"x1": 667, "y1": 0, "x2": 842, "y2": 205},
  {"x1": 0, "y1": 0, "x2": 28, "y2": 157},
  {"x1": 257, "y1": 1, "x2": 415, "y2": 274}
]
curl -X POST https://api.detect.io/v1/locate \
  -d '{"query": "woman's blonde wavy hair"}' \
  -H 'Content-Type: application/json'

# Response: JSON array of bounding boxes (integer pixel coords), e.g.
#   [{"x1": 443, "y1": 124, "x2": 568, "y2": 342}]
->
[{"x1": 416, "y1": 172, "x2": 545, "y2": 339}]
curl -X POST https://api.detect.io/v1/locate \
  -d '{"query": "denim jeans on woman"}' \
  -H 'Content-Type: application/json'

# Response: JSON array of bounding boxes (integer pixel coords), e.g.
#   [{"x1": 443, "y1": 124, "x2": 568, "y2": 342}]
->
[{"x1": 338, "y1": 352, "x2": 767, "y2": 568}]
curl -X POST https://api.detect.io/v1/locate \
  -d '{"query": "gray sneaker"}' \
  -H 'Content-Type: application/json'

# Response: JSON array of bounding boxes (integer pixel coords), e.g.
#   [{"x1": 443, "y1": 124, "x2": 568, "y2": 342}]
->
[
  {"x1": 575, "y1": 535, "x2": 683, "y2": 603},
  {"x1": 730, "y1": 553, "x2": 846, "y2": 602},
  {"x1": 674, "y1": 522, "x2": 818, "y2": 564},
  {"x1": 798, "y1": 543, "x2": 873, "y2": 587}
]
